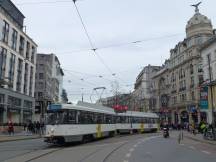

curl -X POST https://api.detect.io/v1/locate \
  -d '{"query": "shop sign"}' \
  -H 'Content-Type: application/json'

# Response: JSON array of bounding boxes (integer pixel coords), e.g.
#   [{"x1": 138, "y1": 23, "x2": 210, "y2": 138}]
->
[{"x1": 200, "y1": 86, "x2": 208, "y2": 109}]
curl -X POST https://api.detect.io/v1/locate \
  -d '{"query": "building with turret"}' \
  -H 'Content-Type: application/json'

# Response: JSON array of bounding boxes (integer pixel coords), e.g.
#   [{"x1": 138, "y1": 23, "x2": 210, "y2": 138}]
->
[{"x1": 151, "y1": 3, "x2": 215, "y2": 125}]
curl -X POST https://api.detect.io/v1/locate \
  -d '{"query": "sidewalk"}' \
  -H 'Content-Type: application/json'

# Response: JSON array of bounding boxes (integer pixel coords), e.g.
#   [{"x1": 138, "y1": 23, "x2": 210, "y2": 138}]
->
[
  {"x1": 183, "y1": 131, "x2": 216, "y2": 145},
  {"x1": 0, "y1": 132, "x2": 41, "y2": 143}
]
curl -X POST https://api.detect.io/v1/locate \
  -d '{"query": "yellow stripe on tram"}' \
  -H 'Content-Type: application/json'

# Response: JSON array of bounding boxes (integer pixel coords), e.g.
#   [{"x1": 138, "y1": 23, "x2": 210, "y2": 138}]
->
[
  {"x1": 140, "y1": 123, "x2": 144, "y2": 133},
  {"x1": 96, "y1": 124, "x2": 102, "y2": 138}
]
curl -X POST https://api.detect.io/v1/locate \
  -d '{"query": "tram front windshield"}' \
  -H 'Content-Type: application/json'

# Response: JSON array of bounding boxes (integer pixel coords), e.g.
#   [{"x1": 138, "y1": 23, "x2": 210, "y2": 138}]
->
[{"x1": 46, "y1": 110, "x2": 67, "y2": 125}]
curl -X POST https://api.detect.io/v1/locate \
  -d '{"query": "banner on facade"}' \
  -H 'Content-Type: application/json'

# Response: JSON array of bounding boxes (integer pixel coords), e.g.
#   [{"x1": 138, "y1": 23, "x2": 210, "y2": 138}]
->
[{"x1": 200, "y1": 86, "x2": 208, "y2": 109}]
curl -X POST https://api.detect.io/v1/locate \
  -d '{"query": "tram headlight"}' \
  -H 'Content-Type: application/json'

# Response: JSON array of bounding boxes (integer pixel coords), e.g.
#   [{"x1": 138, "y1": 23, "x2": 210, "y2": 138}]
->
[{"x1": 51, "y1": 128, "x2": 55, "y2": 134}]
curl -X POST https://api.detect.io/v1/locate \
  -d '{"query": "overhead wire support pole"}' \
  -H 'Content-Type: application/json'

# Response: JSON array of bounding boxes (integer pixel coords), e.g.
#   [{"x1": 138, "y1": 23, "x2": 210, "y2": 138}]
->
[{"x1": 207, "y1": 55, "x2": 215, "y2": 139}]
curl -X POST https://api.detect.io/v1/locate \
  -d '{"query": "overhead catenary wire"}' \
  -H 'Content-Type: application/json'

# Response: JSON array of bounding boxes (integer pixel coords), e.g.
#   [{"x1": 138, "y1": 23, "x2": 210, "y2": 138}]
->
[
  {"x1": 53, "y1": 33, "x2": 184, "y2": 55},
  {"x1": 72, "y1": 0, "x2": 114, "y2": 75},
  {"x1": 71, "y1": 0, "x2": 132, "y2": 88},
  {"x1": 16, "y1": 0, "x2": 83, "y2": 6}
]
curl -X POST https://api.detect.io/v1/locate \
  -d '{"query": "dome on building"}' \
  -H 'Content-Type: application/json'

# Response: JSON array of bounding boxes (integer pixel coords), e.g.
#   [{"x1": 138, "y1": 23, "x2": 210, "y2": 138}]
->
[{"x1": 186, "y1": 9, "x2": 213, "y2": 38}]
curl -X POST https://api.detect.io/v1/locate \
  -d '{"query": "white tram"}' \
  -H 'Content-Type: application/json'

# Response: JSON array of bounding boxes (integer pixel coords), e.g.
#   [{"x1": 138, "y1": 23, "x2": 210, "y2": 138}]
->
[
  {"x1": 44, "y1": 102, "x2": 159, "y2": 144},
  {"x1": 116, "y1": 111, "x2": 159, "y2": 134}
]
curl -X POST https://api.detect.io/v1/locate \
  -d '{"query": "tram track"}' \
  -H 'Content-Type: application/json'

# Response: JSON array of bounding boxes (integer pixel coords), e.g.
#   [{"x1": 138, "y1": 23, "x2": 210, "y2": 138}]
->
[{"x1": 5, "y1": 133, "x2": 161, "y2": 162}]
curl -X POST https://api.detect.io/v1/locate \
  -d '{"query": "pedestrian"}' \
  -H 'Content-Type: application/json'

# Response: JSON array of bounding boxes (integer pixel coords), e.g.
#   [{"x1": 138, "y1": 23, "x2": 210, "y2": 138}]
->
[
  {"x1": 23, "y1": 123, "x2": 27, "y2": 132},
  {"x1": 40, "y1": 122, "x2": 45, "y2": 135},
  {"x1": 36, "y1": 121, "x2": 40, "y2": 134},
  {"x1": 33, "y1": 121, "x2": 37, "y2": 134},
  {"x1": 8, "y1": 121, "x2": 14, "y2": 135},
  {"x1": 28, "y1": 121, "x2": 34, "y2": 134}
]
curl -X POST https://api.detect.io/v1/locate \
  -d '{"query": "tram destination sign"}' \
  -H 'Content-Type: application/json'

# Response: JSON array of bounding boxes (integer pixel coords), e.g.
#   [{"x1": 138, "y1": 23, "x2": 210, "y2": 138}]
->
[{"x1": 48, "y1": 104, "x2": 62, "y2": 110}]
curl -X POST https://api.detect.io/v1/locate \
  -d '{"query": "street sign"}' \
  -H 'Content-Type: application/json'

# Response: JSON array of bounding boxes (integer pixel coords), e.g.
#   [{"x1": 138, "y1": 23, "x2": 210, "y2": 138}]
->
[{"x1": 200, "y1": 86, "x2": 208, "y2": 109}]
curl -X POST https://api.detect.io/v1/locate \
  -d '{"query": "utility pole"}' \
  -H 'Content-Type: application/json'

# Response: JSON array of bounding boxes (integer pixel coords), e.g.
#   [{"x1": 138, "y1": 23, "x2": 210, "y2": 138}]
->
[
  {"x1": 81, "y1": 88, "x2": 84, "y2": 102},
  {"x1": 207, "y1": 55, "x2": 215, "y2": 138}
]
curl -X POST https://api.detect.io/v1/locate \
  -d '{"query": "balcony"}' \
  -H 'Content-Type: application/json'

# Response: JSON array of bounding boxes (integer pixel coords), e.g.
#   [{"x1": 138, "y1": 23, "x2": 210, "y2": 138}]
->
[
  {"x1": 171, "y1": 89, "x2": 177, "y2": 94},
  {"x1": 179, "y1": 87, "x2": 186, "y2": 92},
  {"x1": 190, "y1": 84, "x2": 194, "y2": 88}
]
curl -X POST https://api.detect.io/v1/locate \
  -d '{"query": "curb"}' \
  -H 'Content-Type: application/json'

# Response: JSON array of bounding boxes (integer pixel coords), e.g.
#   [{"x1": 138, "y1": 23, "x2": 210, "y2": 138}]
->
[
  {"x1": 185, "y1": 135, "x2": 216, "y2": 146},
  {"x1": 0, "y1": 136, "x2": 42, "y2": 143}
]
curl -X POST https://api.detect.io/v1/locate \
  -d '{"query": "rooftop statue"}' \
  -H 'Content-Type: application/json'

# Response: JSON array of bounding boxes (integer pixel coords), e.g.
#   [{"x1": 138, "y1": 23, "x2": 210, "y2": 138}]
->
[{"x1": 191, "y1": 1, "x2": 202, "y2": 13}]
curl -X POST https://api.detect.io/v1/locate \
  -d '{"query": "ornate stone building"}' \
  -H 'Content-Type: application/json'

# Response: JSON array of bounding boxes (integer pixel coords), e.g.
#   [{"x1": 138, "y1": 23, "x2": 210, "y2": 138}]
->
[
  {"x1": 133, "y1": 65, "x2": 161, "y2": 112},
  {"x1": 151, "y1": 5, "x2": 215, "y2": 125}
]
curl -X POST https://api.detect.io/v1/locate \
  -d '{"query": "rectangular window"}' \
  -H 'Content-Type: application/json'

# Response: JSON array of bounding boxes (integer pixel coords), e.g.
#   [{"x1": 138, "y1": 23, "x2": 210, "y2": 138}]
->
[
  {"x1": 38, "y1": 82, "x2": 44, "y2": 89},
  {"x1": 26, "y1": 42, "x2": 30, "y2": 60},
  {"x1": 8, "y1": 53, "x2": 16, "y2": 87},
  {"x1": 38, "y1": 92, "x2": 43, "y2": 97},
  {"x1": 11, "y1": 29, "x2": 18, "y2": 50},
  {"x1": 16, "y1": 59, "x2": 23, "y2": 92},
  {"x1": 199, "y1": 75, "x2": 204, "y2": 84},
  {"x1": 190, "y1": 76, "x2": 194, "y2": 87},
  {"x1": 2, "y1": 20, "x2": 9, "y2": 43},
  {"x1": 191, "y1": 91, "x2": 195, "y2": 100},
  {"x1": 0, "y1": 94, "x2": 4, "y2": 104},
  {"x1": 207, "y1": 53, "x2": 211, "y2": 64},
  {"x1": 198, "y1": 64, "x2": 203, "y2": 72},
  {"x1": 0, "y1": 47, "x2": 7, "y2": 80},
  {"x1": 19, "y1": 36, "x2": 25, "y2": 55},
  {"x1": 29, "y1": 66, "x2": 33, "y2": 96},
  {"x1": 23, "y1": 63, "x2": 29, "y2": 94},
  {"x1": 23, "y1": 100, "x2": 32, "y2": 109},
  {"x1": 8, "y1": 96, "x2": 21, "y2": 107},
  {"x1": 31, "y1": 46, "x2": 35, "y2": 63},
  {"x1": 39, "y1": 73, "x2": 44, "y2": 79}
]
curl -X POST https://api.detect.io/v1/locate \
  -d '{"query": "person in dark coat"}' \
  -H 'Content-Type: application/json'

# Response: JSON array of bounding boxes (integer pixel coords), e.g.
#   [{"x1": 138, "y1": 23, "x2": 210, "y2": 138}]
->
[
  {"x1": 36, "y1": 121, "x2": 40, "y2": 134},
  {"x1": 8, "y1": 121, "x2": 14, "y2": 135}
]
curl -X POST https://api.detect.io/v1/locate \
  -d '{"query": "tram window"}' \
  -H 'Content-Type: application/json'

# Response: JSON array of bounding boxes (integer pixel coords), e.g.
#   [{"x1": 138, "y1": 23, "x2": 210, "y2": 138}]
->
[
  {"x1": 116, "y1": 116, "x2": 121, "y2": 123},
  {"x1": 79, "y1": 111, "x2": 94, "y2": 124},
  {"x1": 68, "y1": 110, "x2": 77, "y2": 124},
  {"x1": 105, "y1": 114, "x2": 112, "y2": 124},
  {"x1": 143, "y1": 118, "x2": 147, "y2": 123},
  {"x1": 96, "y1": 113, "x2": 104, "y2": 124}
]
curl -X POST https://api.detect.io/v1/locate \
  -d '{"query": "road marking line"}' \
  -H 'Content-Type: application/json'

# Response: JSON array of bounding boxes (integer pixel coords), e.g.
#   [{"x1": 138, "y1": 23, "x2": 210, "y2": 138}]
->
[
  {"x1": 133, "y1": 144, "x2": 137, "y2": 148},
  {"x1": 123, "y1": 160, "x2": 129, "y2": 162},
  {"x1": 129, "y1": 148, "x2": 134, "y2": 152},
  {"x1": 202, "y1": 150, "x2": 211, "y2": 155},
  {"x1": 179, "y1": 143, "x2": 185, "y2": 146},
  {"x1": 126, "y1": 153, "x2": 131, "y2": 158},
  {"x1": 189, "y1": 146, "x2": 195, "y2": 150}
]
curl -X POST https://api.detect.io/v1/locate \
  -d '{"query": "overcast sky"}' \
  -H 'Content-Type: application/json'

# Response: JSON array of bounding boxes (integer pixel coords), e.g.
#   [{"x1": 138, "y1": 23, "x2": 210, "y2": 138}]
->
[{"x1": 12, "y1": 0, "x2": 216, "y2": 103}]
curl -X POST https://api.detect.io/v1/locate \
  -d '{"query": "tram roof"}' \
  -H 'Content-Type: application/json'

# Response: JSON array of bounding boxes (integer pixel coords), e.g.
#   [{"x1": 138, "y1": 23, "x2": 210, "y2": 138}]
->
[
  {"x1": 57, "y1": 101, "x2": 115, "y2": 115},
  {"x1": 117, "y1": 111, "x2": 158, "y2": 118},
  {"x1": 48, "y1": 102, "x2": 158, "y2": 118}
]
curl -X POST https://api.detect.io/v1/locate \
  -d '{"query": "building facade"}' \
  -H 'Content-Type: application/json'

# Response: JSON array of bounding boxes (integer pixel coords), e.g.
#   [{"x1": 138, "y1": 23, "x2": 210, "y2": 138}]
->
[
  {"x1": 150, "y1": 5, "x2": 214, "y2": 125},
  {"x1": 99, "y1": 93, "x2": 132, "y2": 110},
  {"x1": 150, "y1": 60, "x2": 171, "y2": 122},
  {"x1": 200, "y1": 36, "x2": 216, "y2": 124},
  {"x1": 133, "y1": 65, "x2": 161, "y2": 112},
  {"x1": 34, "y1": 53, "x2": 64, "y2": 121},
  {"x1": 0, "y1": 0, "x2": 37, "y2": 125}
]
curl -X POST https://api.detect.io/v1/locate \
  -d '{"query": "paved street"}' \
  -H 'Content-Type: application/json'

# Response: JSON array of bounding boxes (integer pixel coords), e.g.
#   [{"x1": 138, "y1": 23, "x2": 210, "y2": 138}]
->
[
  {"x1": 0, "y1": 132, "x2": 215, "y2": 162},
  {"x1": 0, "y1": 138, "x2": 47, "y2": 162}
]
